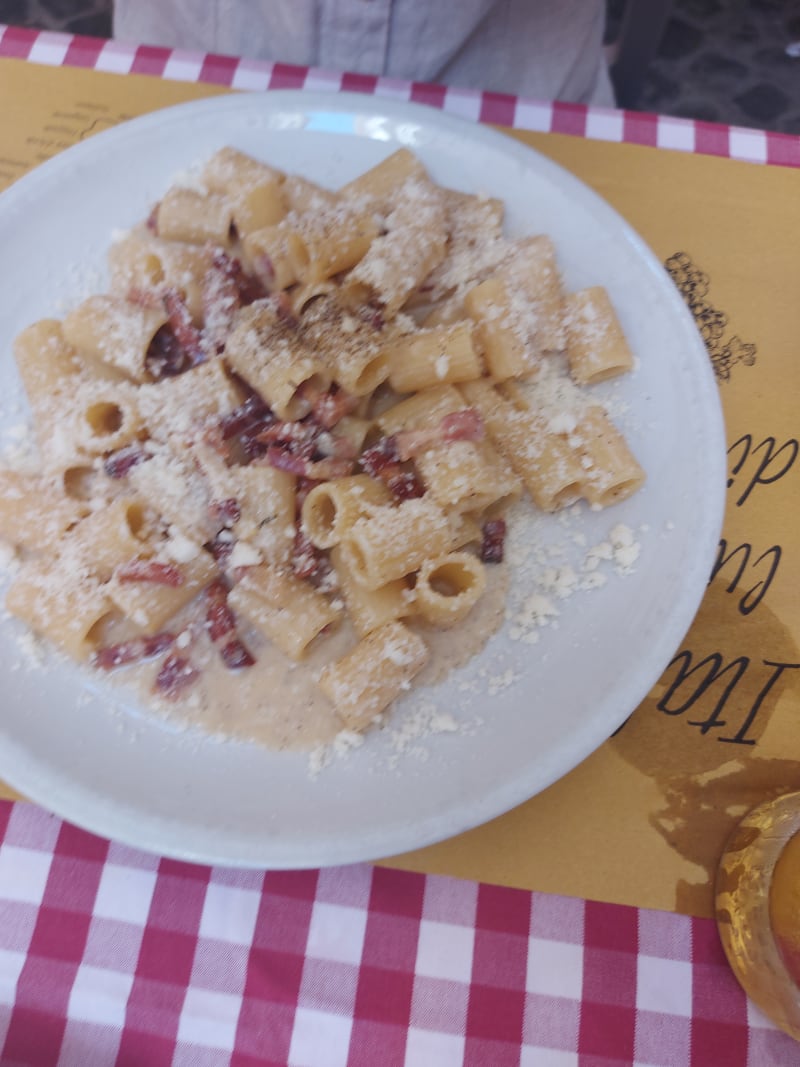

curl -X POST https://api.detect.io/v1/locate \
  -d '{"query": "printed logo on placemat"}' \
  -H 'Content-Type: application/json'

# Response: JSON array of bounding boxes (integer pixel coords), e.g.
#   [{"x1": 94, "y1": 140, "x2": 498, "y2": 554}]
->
[{"x1": 665, "y1": 252, "x2": 757, "y2": 382}]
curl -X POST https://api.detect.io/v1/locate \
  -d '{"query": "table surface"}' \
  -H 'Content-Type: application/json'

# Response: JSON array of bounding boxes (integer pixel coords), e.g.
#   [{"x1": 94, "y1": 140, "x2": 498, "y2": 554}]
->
[{"x1": 1, "y1": 22, "x2": 799, "y2": 1067}]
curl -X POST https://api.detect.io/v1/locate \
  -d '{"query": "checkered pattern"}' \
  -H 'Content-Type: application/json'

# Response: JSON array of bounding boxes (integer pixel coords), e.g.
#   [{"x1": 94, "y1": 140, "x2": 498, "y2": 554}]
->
[
  {"x1": 0, "y1": 801, "x2": 796, "y2": 1066},
  {"x1": 2, "y1": 23, "x2": 800, "y2": 169}
]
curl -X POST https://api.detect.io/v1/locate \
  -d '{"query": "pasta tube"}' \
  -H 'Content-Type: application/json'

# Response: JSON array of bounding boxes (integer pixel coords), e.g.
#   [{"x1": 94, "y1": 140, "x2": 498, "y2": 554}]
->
[
  {"x1": 317, "y1": 621, "x2": 428, "y2": 731},
  {"x1": 283, "y1": 175, "x2": 340, "y2": 215},
  {"x1": 155, "y1": 187, "x2": 233, "y2": 246},
  {"x1": 415, "y1": 441, "x2": 522, "y2": 515},
  {"x1": 464, "y1": 277, "x2": 534, "y2": 381},
  {"x1": 107, "y1": 233, "x2": 210, "y2": 324},
  {"x1": 13, "y1": 320, "x2": 81, "y2": 417},
  {"x1": 65, "y1": 497, "x2": 149, "y2": 583},
  {"x1": 574, "y1": 406, "x2": 646, "y2": 507},
  {"x1": 6, "y1": 559, "x2": 115, "y2": 661},
  {"x1": 302, "y1": 475, "x2": 391, "y2": 549},
  {"x1": 223, "y1": 304, "x2": 330, "y2": 419},
  {"x1": 62, "y1": 295, "x2": 168, "y2": 382},
  {"x1": 386, "y1": 322, "x2": 482, "y2": 394},
  {"x1": 301, "y1": 298, "x2": 389, "y2": 396},
  {"x1": 498, "y1": 235, "x2": 566, "y2": 354},
  {"x1": 376, "y1": 384, "x2": 465, "y2": 436},
  {"x1": 375, "y1": 380, "x2": 520, "y2": 514},
  {"x1": 202, "y1": 146, "x2": 288, "y2": 236},
  {"x1": 330, "y1": 545, "x2": 412, "y2": 638},
  {"x1": 290, "y1": 208, "x2": 379, "y2": 284},
  {"x1": 460, "y1": 379, "x2": 585, "y2": 512},
  {"x1": 106, "y1": 550, "x2": 217, "y2": 636},
  {"x1": 339, "y1": 148, "x2": 429, "y2": 209},
  {"x1": 564, "y1": 286, "x2": 634, "y2": 385},
  {"x1": 241, "y1": 221, "x2": 306, "y2": 291},
  {"x1": 69, "y1": 380, "x2": 143, "y2": 459},
  {"x1": 228, "y1": 565, "x2": 341, "y2": 661},
  {"x1": 135, "y1": 359, "x2": 244, "y2": 441},
  {"x1": 0, "y1": 469, "x2": 84, "y2": 552},
  {"x1": 342, "y1": 180, "x2": 448, "y2": 316},
  {"x1": 128, "y1": 440, "x2": 213, "y2": 538},
  {"x1": 340, "y1": 497, "x2": 459, "y2": 589},
  {"x1": 203, "y1": 463, "x2": 296, "y2": 567},
  {"x1": 409, "y1": 190, "x2": 505, "y2": 302},
  {"x1": 413, "y1": 551, "x2": 486, "y2": 627}
]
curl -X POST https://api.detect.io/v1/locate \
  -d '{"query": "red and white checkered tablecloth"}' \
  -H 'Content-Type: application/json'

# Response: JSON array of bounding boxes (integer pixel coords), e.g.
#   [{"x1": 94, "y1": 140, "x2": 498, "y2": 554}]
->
[
  {"x1": 2, "y1": 23, "x2": 800, "y2": 1065},
  {"x1": 0, "y1": 798, "x2": 797, "y2": 1067},
  {"x1": 2, "y1": 23, "x2": 800, "y2": 169}
]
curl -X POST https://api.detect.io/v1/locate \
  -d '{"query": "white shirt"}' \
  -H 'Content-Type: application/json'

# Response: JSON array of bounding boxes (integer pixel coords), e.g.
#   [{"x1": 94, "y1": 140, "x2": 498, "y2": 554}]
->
[{"x1": 114, "y1": 0, "x2": 614, "y2": 105}]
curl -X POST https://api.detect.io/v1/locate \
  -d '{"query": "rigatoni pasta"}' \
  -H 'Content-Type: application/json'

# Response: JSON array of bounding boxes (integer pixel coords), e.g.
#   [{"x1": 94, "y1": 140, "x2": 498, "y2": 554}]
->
[
  {"x1": 62, "y1": 295, "x2": 168, "y2": 382},
  {"x1": 385, "y1": 322, "x2": 482, "y2": 393},
  {"x1": 6, "y1": 560, "x2": 115, "y2": 661},
  {"x1": 201, "y1": 146, "x2": 288, "y2": 236},
  {"x1": 317, "y1": 621, "x2": 429, "y2": 731},
  {"x1": 228, "y1": 564, "x2": 342, "y2": 661},
  {"x1": 155, "y1": 186, "x2": 234, "y2": 247},
  {"x1": 564, "y1": 286, "x2": 634, "y2": 385},
  {"x1": 329, "y1": 544, "x2": 412, "y2": 639},
  {"x1": 414, "y1": 552, "x2": 487, "y2": 628},
  {"x1": 0, "y1": 144, "x2": 645, "y2": 748}
]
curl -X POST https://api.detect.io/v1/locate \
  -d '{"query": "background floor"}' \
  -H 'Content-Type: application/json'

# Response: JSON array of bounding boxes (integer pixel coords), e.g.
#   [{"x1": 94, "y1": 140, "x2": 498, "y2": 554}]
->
[{"x1": 1, "y1": 1, "x2": 800, "y2": 134}]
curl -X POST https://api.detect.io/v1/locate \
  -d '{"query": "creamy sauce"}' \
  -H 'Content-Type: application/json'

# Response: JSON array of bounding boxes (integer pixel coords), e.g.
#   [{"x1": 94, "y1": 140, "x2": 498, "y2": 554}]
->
[{"x1": 112, "y1": 563, "x2": 509, "y2": 750}]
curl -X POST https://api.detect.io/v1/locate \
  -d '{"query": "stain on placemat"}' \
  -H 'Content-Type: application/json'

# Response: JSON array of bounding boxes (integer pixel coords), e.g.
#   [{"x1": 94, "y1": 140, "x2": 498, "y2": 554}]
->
[{"x1": 611, "y1": 579, "x2": 800, "y2": 915}]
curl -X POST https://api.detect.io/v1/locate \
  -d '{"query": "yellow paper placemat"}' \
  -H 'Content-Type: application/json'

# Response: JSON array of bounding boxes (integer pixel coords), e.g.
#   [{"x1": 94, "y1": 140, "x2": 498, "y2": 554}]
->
[{"x1": 2, "y1": 59, "x2": 799, "y2": 917}]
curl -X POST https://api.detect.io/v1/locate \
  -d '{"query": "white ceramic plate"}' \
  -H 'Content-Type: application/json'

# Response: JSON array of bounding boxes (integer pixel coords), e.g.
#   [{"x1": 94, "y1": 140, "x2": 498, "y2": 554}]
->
[{"x1": 0, "y1": 92, "x2": 725, "y2": 867}]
